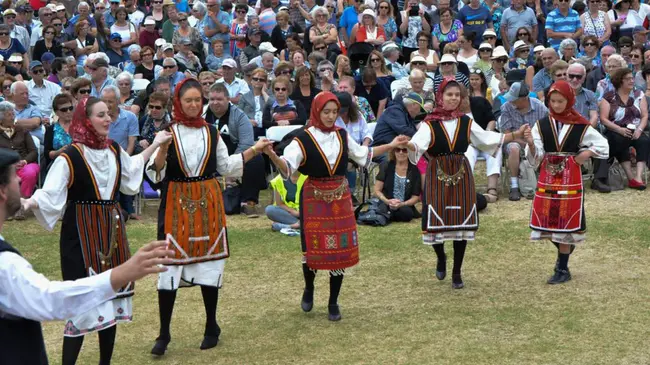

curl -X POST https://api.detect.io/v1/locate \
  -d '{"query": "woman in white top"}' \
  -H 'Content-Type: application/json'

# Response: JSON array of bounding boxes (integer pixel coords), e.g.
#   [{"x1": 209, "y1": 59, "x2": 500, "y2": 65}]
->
[
  {"x1": 580, "y1": 0, "x2": 611, "y2": 45},
  {"x1": 411, "y1": 31, "x2": 440, "y2": 73},
  {"x1": 109, "y1": 7, "x2": 137, "y2": 49},
  {"x1": 608, "y1": 0, "x2": 642, "y2": 41},
  {"x1": 456, "y1": 32, "x2": 479, "y2": 70}
]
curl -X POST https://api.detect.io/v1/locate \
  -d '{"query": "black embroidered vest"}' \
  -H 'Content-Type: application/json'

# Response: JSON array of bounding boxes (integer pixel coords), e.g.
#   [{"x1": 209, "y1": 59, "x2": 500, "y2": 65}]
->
[
  {"x1": 537, "y1": 116, "x2": 588, "y2": 153},
  {"x1": 294, "y1": 129, "x2": 349, "y2": 178},
  {"x1": 62, "y1": 141, "x2": 122, "y2": 202},
  {"x1": 165, "y1": 125, "x2": 219, "y2": 181},
  {"x1": 426, "y1": 115, "x2": 472, "y2": 156}
]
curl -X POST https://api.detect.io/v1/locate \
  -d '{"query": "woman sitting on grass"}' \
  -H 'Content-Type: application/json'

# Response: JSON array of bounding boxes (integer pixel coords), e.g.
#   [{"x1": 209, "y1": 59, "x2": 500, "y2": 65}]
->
[
  {"x1": 373, "y1": 146, "x2": 421, "y2": 222},
  {"x1": 266, "y1": 171, "x2": 307, "y2": 234}
]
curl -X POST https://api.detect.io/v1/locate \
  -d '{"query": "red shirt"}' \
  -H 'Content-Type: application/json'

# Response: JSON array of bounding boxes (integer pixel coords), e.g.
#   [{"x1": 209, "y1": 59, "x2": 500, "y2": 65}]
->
[{"x1": 139, "y1": 30, "x2": 160, "y2": 50}]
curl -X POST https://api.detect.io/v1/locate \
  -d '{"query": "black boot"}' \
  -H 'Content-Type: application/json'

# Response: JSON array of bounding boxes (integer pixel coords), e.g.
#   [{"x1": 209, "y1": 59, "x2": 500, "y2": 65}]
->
[
  {"x1": 328, "y1": 273, "x2": 343, "y2": 321},
  {"x1": 548, "y1": 252, "x2": 571, "y2": 284},
  {"x1": 199, "y1": 286, "x2": 221, "y2": 350},
  {"x1": 328, "y1": 304, "x2": 342, "y2": 321},
  {"x1": 432, "y1": 244, "x2": 446, "y2": 280},
  {"x1": 451, "y1": 241, "x2": 467, "y2": 289},
  {"x1": 151, "y1": 290, "x2": 177, "y2": 356},
  {"x1": 301, "y1": 264, "x2": 315, "y2": 312}
]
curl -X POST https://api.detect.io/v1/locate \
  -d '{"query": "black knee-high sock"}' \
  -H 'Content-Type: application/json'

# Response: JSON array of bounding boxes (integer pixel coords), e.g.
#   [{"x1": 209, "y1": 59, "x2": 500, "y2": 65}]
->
[
  {"x1": 432, "y1": 244, "x2": 446, "y2": 260},
  {"x1": 328, "y1": 273, "x2": 344, "y2": 306},
  {"x1": 62, "y1": 336, "x2": 84, "y2": 365},
  {"x1": 558, "y1": 253, "x2": 570, "y2": 271},
  {"x1": 98, "y1": 326, "x2": 117, "y2": 365},
  {"x1": 452, "y1": 240, "x2": 467, "y2": 276},
  {"x1": 157, "y1": 290, "x2": 177, "y2": 339},
  {"x1": 302, "y1": 263, "x2": 315, "y2": 292},
  {"x1": 200, "y1": 286, "x2": 220, "y2": 337}
]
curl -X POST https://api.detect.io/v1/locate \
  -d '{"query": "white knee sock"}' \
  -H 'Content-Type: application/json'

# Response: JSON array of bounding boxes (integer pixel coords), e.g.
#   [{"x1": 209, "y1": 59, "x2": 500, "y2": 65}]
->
[{"x1": 510, "y1": 177, "x2": 519, "y2": 188}]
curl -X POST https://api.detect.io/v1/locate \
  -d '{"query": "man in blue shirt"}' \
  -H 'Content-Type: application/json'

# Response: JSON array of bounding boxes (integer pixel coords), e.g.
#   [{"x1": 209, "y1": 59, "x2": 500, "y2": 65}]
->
[
  {"x1": 500, "y1": 0, "x2": 538, "y2": 51},
  {"x1": 103, "y1": 85, "x2": 140, "y2": 219},
  {"x1": 338, "y1": 0, "x2": 362, "y2": 47},
  {"x1": 532, "y1": 48, "x2": 558, "y2": 98},
  {"x1": 201, "y1": 0, "x2": 231, "y2": 56},
  {"x1": 545, "y1": 0, "x2": 582, "y2": 50},
  {"x1": 104, "y1": 0, "x2": 121, "y2": 28},
  {"x1": 457, "y1": 0, "x2": 493, "y2": 48}
]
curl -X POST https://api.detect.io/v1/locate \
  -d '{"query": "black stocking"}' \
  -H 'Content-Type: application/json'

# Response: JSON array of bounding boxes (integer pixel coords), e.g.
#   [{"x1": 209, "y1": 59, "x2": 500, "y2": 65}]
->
[
  {"x1": 62, "y1": 335, "x2": 84, "y2": 365},
  {"x1": 302, "y1": 263, "x2": 315, "y2": 292},
  {"x1": 157, "y1": 290, "x2": 177, "y2": 340},
  {"x1": 452, "y1": 240, "x2": 467, "y2": 277},
  {"x1": 328, "y1": 273, "x2": 344, "y2": 306},
  {"x1": 432, "y1": 244, "x2": 446, "y2": 271},
  {"x1": 200, "y1": 286, "x2": 221, "y2": 337},
  {"x1": 98, "y1": 326, "x2": 117, "y2": 365}
]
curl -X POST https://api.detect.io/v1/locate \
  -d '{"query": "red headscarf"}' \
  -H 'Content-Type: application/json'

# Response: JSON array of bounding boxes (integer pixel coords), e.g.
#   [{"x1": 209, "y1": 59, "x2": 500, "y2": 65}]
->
[
  {"x1": 307, "y1": 91, "x2": 341, "y2": 132},
  {"x1": 171, "y1": 78, "x2": 208, "y2": 128},
  {"x1": 547, "y1": 80, "x2": 590, "y2": 125},
  {"x1": 425, "y1": 77, "x2": 466, "y2": 123},
  {"x1": 69, "y1": 96, "x2": 112, "y2": 150}
]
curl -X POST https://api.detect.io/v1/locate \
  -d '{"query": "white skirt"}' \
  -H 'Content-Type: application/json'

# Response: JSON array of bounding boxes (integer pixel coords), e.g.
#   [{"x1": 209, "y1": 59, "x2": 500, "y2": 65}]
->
[
  {"x1": 157, "y1": 259, "x2": 226, "y2": 290},
  {"x1": 531, "y1": 230, "x2": 585, "y2": 245},
  {"x1": 422, "y1": 231, "x2": 476, "y2": 245},
  {"x1": 63, "y1": 297, "x2": 133, "y2": 337}
]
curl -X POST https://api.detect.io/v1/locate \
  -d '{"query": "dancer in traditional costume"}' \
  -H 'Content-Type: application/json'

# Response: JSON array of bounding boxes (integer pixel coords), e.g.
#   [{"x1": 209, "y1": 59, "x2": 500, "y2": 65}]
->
[
  {"x1": 263, "y1": 91, "x2": 407, "y2": 321},
  {"x1": 406, "y1": 78, "x2": 528, "y2": 289},
  {"x1": 524, "y1": 81, "x2": 609, "y2": 284},
  {"x1": 22, "y1": 97, "x2": 172, "y2": 365},
  {"x1": 146, "y1": 79, "x2": 272, "y2": 355}
]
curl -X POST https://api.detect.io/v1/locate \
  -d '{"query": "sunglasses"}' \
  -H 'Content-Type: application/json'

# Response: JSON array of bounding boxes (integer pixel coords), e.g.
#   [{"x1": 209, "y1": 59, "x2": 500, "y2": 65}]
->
[
  {"x1": 57, "y1": 106, "x2": 74, "y2": 112},
  {"x1": 274, "y1": 87, "x2": 287, "y2": 91},
  {"x1": 441, "y1": 62, "x2": 454, "y2": 66},
  {"x1": 314, "y1": 46, "x2": 326, "y2": 51},
  {"x1": 279, "y1": 70, "x2": 292, "y2": 74},
  {"x1": 2, "y1": 84, "x2": 10, "y2": 90},
  {"x1": 584, "y1": 42, "x2": 596, "y2": 47},
  {"x1": 418, "y1": 39, "x2": 428, "y2": 42},
  {"x1": 153, "y1": 1, "x2": 162, "y2": 3},
  {"x1": 449, "y1": 50, "x2": 459, "y2": 54},
  {"x1": 555, "y1": 72, "x2": 566, "y2": 78},
  {"x1": 148, "y1": 104, "x2": 163, "y2": 110},
  {"x1": 0, "y1": 33, "x2": 9, "y2": 36},
  {"x1": 568, "y1": 73, "x2": 583, "y2": 79},
  {"x1": 52, "y1": 23, "x2": 63, "y2": 26},
  {"x1": 163, "y1": 65, "x2": 175, "y2": 69},
  {"x1": 631, "y1": 54, "x2": 642, "y2": 58},
  {"x1": 370, "y1": 58, "x2": 381, "y2": 62},
  {"x1": 480, "y1": 48, "x2": 492, "y2": 53},
  {"x1": 411, "y1": 61, "x2": 426, "y2": 65},
  {"x1": 201, "y1": 81, "x2": 213, "y2": 86},
  {"x1": 379, "y1": 5, "x2": 389, "y2": 9},
  {"x1": 494, "y1": 58, "x2": 507, "y2": 63},
  {"x1": 32, "y1": 68, "x2": 45, "y2": 74},
  {"x1": 483, "y1": 36, "x2": 496, "y2": 40},
  {"x1": 620, "y1": 44, "x2": 632, "y2": 48},
  {"x1": 179, "y1": 18, "x2": 188, "y2": 21},
  {"x1": 236, "y1": 10, "x2": 246, "y2": 14},
  {"x1": 518, "y1": 32, "x2": 529, "y2": 37},
  {"x1": 78, "y1": 88, "x2": 91, "y2": 94},
  {"x1": 395, "y1": 148, "x2": 407, "y2": 153},
  {"x1": 96, "y1": 6, "x2": 106, "y2": 9},
  {"x1": 252, "y1": 77, "x2": 266, "y2": 82},
  {"x1": 44, "y1": 31, "x2": 54, "y2": 35},
  {"x1": 558, "y1": 0, "x2": 569, "y2": 3},
  {"x1": 4, "y1": 15, "x2": 15, "y2": 19}
]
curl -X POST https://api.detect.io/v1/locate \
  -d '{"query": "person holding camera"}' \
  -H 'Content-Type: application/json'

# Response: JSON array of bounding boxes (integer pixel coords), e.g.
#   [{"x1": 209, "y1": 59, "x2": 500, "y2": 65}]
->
[{"x1": 399, "y1": 0, "x2": 432, "y2": 61}]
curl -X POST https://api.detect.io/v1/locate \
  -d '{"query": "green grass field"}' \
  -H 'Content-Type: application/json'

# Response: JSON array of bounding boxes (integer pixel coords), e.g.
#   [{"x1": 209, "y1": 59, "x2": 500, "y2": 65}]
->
[{"x1": 4, "y1": 189, "x2": 650, "y2": 365}]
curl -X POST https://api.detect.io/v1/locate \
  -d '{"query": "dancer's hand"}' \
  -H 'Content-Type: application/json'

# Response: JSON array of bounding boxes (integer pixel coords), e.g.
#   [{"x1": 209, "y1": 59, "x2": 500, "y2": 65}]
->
[
  {"x1": 109, "y1": 241, "x2": 175, "y2": 292},
  {"x1": 523, "y1": 125, "x2": 533, "y2": 145},
  {"x1": 253, "y1": 138, "x2": 273, "y2": 154},
  {"x1": 391, "y1": 135, "x2": 410, "y2": 148},
  {"x1": 20, "y1": 197, "x2": 36, "y2": 212},
  {"x1": 153, "y1": 130, "x2": 172, "y2": 146}
]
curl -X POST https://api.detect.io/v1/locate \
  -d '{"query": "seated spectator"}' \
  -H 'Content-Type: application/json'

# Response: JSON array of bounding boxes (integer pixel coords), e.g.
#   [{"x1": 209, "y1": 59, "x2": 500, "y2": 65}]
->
[
  {"x1": 257, "y1": 49, "x2": 278, "y2": 78},
  {"x1": 532, "y1": 48, "x2": 558, "y2": 99},
  {"x1": 131, "y1": 77, "x2": 172, "y2": 118},
  {"x1": 87, "y1": 56, "x2": 117, "y2": 98},
  {"x1": 390, "y1": 56, "x2": 434, "y2": 98},
  {"x1": 373, "y1": 147, "x2": 421, "y2": 222},
  {"x1": 27, "y1": 60, "x2": 62, "y2": 117},
  {"x1": 273, "y1": 61, "x2": 294, "y2": 80},
  {"x1": 43, "y1": 93, "x2": 74, "y2": 168},
  {"x1": 0, "y1": 75, "x2": 14, "y2": 101},
  {"x1": 70, "y1": 77, "x2": 92, "y2": 103},
  {"x1": 291, "y1": 48, "x2": 307, "y2": 70},
  {"x1": 266, "y1": 172, "x2": 306, "y2": 232},
  {"x1": 382, "y1": 42, "x2": 408, "y2": 80},
  {"x1": 500, "y1": 81, "x2": 549, "y2": 201},
  {"x1": 394, "y1": 69, "x2": 435, "y2": 112},
  {"x1": 509, "y1": 40, "x2": 533, "y2": 70},
  {"x1": 138, "y1": 91, "x2": 170, "y2": 151},
  {"x1": 0, "y1": 24, "x2": 28, "y2": 71},
  {"x1": 11, "y1": 81, "x2": 45, "y2": 143},
  {"x1": 410, "y1": 32, "x2": 439, "y2": 73},
  {"x1": 73, "y1": 20, "x2": 98, "y2": 69},
  {"x1": 155, "y1": 57, "x2": 186, "y2": 93},
  {"x1": 368, "y1": 50, "x2": 396, "y2": 98},
  {"x1": 216, "y1": 58, "x2": 249, "y2": 104},
  {"x1": 372, "y1": 92, "x2": 423, "y2": 148},
  {"x1": 122, "y1": 46, "x2": 141, "y2": 75},
  {"x1": 105, "y1": 33, "x2": 128, "y2": 67},
  {"x1": 206, "y1": 39, "x2": 226, "y2": 72},
  {"x1": 262, "y1": 75, "x2": 307, "y2": 128},
  {"x1": 240, "y1": 28, "x2": 263, "y2": 68},
  {"x1": 586, "y1": 45, "x2": 614, "y2": 92},
  {"x1": 7, "y1": 53, "x2": 25, "y2": 75},
  {"x1": 542, "y1": 59, "x2": 569, "y2": 104},
  {"x1": 33, "y1": 25, "x2": 63, "y2": 64},
  {"x1": 174, "y1": 38, "x2": 202, "y2": 73},
  {"x1": 350, "y1": 9, "x2": 385, "y2": 46},
  {"x1": 558, "y1": 38, "x2": 578, "y2": 63},
  {"x1": 578, "y1": 36, "x2": 602, "y2": 69},
  {"x1": 618, "y1": 36, "x2": 633, "y2": 64},
  {"x1": 474, "y1": 42, "x2": 494, "y2": 75},
  {"x1": 279, "y1": 34, "x2": 303, "y2": 64},
  {"x1": 139, "y1": 17, "x2": 160, "y2": 50},
  {"x1": 134, "y1": 46, "x2": 156, "y2": 81},
  {"x1": 172, "y1": 12, "x2": 203, "y2": 57},
  {"x1": 0, "y1": 100, "x2": 38, "y2": 219},
  {"x1": 600, "y1": 67, "x2": 650, "y2": 190},
  {"x1": 238, "y1": 67, "x2": 274, "y2": 139},
  {"x1": 116, "y1": 71, "x2": 136, "y2": 110},
  {"x1": 334, "y1": 54, "x2": 352, "y2": 79},
  {"x1": 596, "y1": 54, "x2": 626, "y2": 100},
  {"x1": 433, "y1": 54, "x2": 470, "y2": 93},
  {"x1": 290, "y1": 66, "x2": 320, "y2": 117},
  {"x1": 355, "y1": 67, "x2": 389, "y2": 118},
  {"x1": 468, "y1": 68, "x2": 493, "y2": 103},
  {"x1": 199, "y1": 71, "x2": 217, "y2": 103},
  {"x1": 337, "y1": 75, "x2": 375, "y2": 124},
  {"x1": 567, "y1": 63, "x2": 598, "y2": 127},
  {"x1": 315, "y1": 59, "x2": 336, "y2": 91},
  {"x1": 442, "y1": 42, "x2": 470, "y2": 77},
  {"x1": 630, "y1": 44, "x2": 645, "y2": 90},
  {"x1": 46, "y1": 57, "x2": 65, "y2": 85}
]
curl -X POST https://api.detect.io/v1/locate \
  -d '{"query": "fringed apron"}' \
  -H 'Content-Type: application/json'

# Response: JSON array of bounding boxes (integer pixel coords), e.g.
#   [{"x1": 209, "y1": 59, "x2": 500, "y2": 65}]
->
[
  {"x1": 157, "y1": 125, "x2": 229, "y2": 266},
  {"x1": 421, "y1": 116, "x2": 478, "y2": 244},
  {"x1": 530, "y1": 117, "x2": 588, "y2": 241},
  {"x1": 295, "y1": 129, "x2": 359, "y2": 272},
  {"x1": 59, "y1": 142, "x2": 133, "y2": 337}
]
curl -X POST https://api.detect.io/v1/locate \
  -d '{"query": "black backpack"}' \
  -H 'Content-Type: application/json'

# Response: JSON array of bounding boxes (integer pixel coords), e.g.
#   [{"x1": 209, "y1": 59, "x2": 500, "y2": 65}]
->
[{"x1": 355, "y1": 198, "x2": 391, "y2": 227}]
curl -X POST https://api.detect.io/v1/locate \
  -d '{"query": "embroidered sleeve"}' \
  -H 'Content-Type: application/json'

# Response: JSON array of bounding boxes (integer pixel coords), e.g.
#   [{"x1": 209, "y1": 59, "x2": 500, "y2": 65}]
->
[
  {"x1": 408, "y1": 123, "x2": 432, "y2": 165},
  {"x1": 347, "y1": 134, "x2": 372, "y2": 168},
  {"x1": 469, "y1": 120, "x2": 504, "y2": 157},
  {"x1": 579, "y1": 125, "x2": 609, "y2": 160}
]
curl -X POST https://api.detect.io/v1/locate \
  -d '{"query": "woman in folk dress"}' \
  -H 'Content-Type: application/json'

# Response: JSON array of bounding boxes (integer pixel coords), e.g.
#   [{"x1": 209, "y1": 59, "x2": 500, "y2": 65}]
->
[
  {"x1": 146, "y1": 79, "x2": 272, "y2": 356},
  {"x1": 264, "y1": 91, "x2": 407, "y2": 321},
  {"x1": 406, "y1": 78, "x2": 528, "y2": 289},
  {"x1": 524, "y1": 81, "x2": 609, "y2": 284},
  {"x1": 22, "y1": 96, "x2": 172, "y2": 365}
]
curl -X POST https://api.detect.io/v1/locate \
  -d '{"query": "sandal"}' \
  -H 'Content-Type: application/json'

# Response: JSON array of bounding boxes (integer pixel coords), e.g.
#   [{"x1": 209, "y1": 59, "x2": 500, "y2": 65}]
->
[{"x1": 483, "y1": 188, "x2": 498, "y2": 203}]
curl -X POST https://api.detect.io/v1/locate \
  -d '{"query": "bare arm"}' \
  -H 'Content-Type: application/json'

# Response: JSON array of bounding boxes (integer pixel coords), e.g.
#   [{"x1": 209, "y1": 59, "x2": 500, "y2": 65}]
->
[
  {"x1": 15, "y1": 117, "x2": 41, "y2": 131},
  {"x1": 126, "y1": 136, "x2": 136, "y2": 155}
]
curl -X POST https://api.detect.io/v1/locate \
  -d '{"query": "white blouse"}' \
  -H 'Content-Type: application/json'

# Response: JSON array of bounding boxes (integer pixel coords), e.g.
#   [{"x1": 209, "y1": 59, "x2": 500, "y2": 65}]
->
[
  {"x1": 145, "y1": 124, "x2": 244, "y2": 183},
  {"x1": 525, "y1": 118, "x2": 609, "y2": 168},
  {"x1": 282, "y1": 126, "x2": 372, "y2": 176},
  {"x1": 30, "y1": 145, "x2": 145, "y2": 231},
  {"x1": 408, "y1": 118, "x2": 504, "y2": 164}
]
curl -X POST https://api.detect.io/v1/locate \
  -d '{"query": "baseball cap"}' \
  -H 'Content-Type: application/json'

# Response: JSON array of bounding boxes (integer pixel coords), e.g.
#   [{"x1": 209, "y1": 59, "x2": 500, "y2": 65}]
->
[
  {"x1": 633, "y1": 25, "x2": 646, "y2": 33},
  {"x1": 29, "y1": 60, "x2": 43, "y2": 70},
  {"x1": 259, "y1": 42, "x2": 277, "y2": 53},
  {"x1": 411, "y1": 55, "x2": 427, "y2": 64},
  {"x1": 55, "y1": 4, "x2": 66, "y2": 11},
  {"x1": 247, "y1": 28, "x2": 263, "y2": 37},
  {"x1": 504, "y1": 82, "x2": 530, "y2": 102},
  {"x1": 109, "y1": 32, "x2": 122, "y2": 41},
  {"x1": 3, "y1": 9, "x2": 16, "y2": 16},
  {"x1": 16, "y1": 4, "x2": 32, "y2": 13},
  {"x1": 92, "y1": 58, "x2": 109, "y2": 68},
  {"x1": 144, "y1": 17, "x2": 156, "y2": 25},
  {"x1": 161, "y1": 43, "x2": 174, "y2": 52},
  {"x1": 505, "y1": 69, "x2": 526, "y2": 85},
  {"x1": 335, "y1": 92, "x2": 352, "y2": 112},
  {"x1": 222, "y1": 58, "x2": 237, "y2": 68},
  {"x1": 155, "y1": 38, "x2": 166, "y2": 47},
  {"x1": 41, "y1": 52, "x2": 55, "y2": 63},
  {"x1": 403, "y1": 92, "x2": 425, "y2": 112}
]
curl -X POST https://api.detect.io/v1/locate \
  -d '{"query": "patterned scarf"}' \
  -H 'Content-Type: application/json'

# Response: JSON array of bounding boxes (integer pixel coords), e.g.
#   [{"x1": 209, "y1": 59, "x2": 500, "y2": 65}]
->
[
  {"x1": 547, "y1": 81, "x2": 590, "y2": 125},
  {"x1": 69, "y1": 97, "x2": 112, "y2": 149},
  {"x1": 307, "y1": 91, "x2": 341, "y2": 133},
  {"x1": 171, "y1": 78, "x2": 208, "y2": 129},
  {"x1": 424, "y1": 77, "x2": 466, "y2": 123}
]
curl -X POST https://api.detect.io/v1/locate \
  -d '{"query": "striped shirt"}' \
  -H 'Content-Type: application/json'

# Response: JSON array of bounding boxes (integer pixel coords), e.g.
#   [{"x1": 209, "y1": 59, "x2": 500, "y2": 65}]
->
[
  {"x1": 500, "y1": 97, "x2": 549, "y2": 132},
  {"x1": 259, "y1": 8, "x2": 276, "y2": 35},
  {"x1": 545, "y1": 8, "x2": 581, "y2": 50},
  {"x1": 433, "y1": 73, "x2": 470, "y2": 94}
]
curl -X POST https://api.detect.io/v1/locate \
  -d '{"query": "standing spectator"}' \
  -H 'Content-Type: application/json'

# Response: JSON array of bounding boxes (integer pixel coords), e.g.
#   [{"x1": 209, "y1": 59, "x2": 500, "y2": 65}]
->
[
  {"x1": 399, "y1": 0, "x2": 432, "y2": 60},
  {"x1": 104, "y1": 0, "x2": 122, "y2": 28},
  {"x1": 430, "y1": 0, "x2": 456, "y2": 25},
  {"x1": 139, "y1": 17, "x2": 161, "y2": 50},
  {"x1": 580, "y1": 0, "x2": 611, "y2": 45},
  {"x1": 532, "y1": 48, "x2": 558, "y2": 98},
  {"x1": 500, "y1": 81, "x2": 548, "y2": 201},
  {"x1": 271, "y1": 8, "x2": 302, "y2": 52},
  {"x1": 500, "y1": 0, "x2": 538, "y2": 52},
  {"x1": 202, "y1": 0, "x2": 232, "y2": 56},
  {"x1": 73, "y1": 20, "x2": 98, "y2": 68},
  {"x1": 0, "y1": 101, "x2": 38, "y2": 219},
  {"x1": 259, "y1": 0, "x2": 277, "y2": 35},
  {"x1": 229, "y1": 5, "x2": 249, "y2": 58},
  {"x1": 457, "y1": 0, "x2": 493, "y2": 48},
  {"x1": 126, "y1": 0, "x2": 146, "y2": 28},
  {"x1": 432, "y1": 8, "x2": 464, "y2": 52},
  {"x1": 110, "y1": 7, "x2": 138, "y2": 49},
  {"x1": 545, "y1": 0, "x2": 583, "y2": 51},
  {"x1": 309, "y1": 6, "x2": 338, "y2": 53},
  {"x1": 162, "y1": 5, "x2": 180, "y2": 43},
  {"x1": 30, "y1": 7, "x2": 54, "y2": 49},
  {"x1": 350, "y1": 9, "x2": 385, "y2": 46},
  {"x1": 608, "y1": 0, "x2": 643, "y2": 42},
  {"x1": 339, "y1": 0, "x2": 362, "y2": 47},
  {"x1": 216, "y1": 58, "x2": 250, "y2": 104},
  {"x1": 102, "y1": 85, "x2": 141, "y2": 219},
  {"x1": 0, "y1": 24, "x2": 29, "y2": 71},
  {"x1": 377, "y1": 0, "x2": 398, "y2": 42},
  {"x1": 484, "y1": 0, "x2": 504, "y2": 46},
  {"x1": 4, "y1": 9, "x2": 30, "y2": 54},
  {"x1": 26, "y1": 60, "x2": 61, "y2": 117}
]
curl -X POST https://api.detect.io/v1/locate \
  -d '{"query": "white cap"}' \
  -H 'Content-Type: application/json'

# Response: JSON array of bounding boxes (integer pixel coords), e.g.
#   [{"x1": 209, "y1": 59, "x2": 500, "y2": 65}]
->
[
  {"x1": 482, "y1": 29, "x2": 497, "y2": 38},
  {"x1": 382, "y1": 41, "x2": 399, "y2": 52},
  {"x1": 533, "y1": 45, "x2": 545, "y2": 53},
  {"x1": 358, "y1": 9, "x2": 377, "y2": 24},
  {"x1": 222, "y1": 58, "x2": 237, "y2": 68},
  {"x1": 55, "y1": 4, "x2": 66, "y2": 11},
  {"x1": 490, "y1": 46, "x2": 508, "y2": 59},
  {"x1": 440, "y1": 54, "x2": 457, "y2": 64},
  {"x1": 259, "y1": 42, "x2": 277, "y2": 53},
  {"x1": 8, "y1": 53, "x2": 22, "y2": 62},
  {"x1": 144, "y1": 17, "x2": 156, "y2": 25},
  {"x1": 513, "y1": 40, "x2": 528, "y2": 51},
  {"x1": 478, "y1": 42, "x2": 493, "y2": 50},
  {"x1": 410, "y1": 55, "x2": 427, "y2": 63},
  {"x1": 155, "y1": 38, "x2": 166, "y2": 47},
  {"x1": 162, "y1": 43, "x2": 174, "y2": 52}
]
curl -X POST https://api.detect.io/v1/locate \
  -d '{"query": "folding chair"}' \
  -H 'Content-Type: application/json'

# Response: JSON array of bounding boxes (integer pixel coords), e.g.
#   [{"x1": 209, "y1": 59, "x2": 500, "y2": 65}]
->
[
  {"x1": 135, "y1": 180, "x2": 161, "y2": 215},
  {"x1": 132, "y1": 78, "x2": 150, "y2": 92}
]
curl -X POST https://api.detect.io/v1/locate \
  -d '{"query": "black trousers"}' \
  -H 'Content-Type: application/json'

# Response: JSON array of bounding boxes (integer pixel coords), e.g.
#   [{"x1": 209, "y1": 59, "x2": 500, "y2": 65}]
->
[
  {"x1": 240, "y1": 154, "x2": 267, "y2": 204},
  {"x1": 605, "y1": 130, "x2": 650, "y2": 163}
]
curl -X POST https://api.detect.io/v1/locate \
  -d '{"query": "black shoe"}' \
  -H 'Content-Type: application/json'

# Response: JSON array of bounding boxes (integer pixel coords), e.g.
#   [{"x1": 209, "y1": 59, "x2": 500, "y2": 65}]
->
[
  {"x1": 328, "y1": 304, "x2": 342, "y2": 321},
  {"x1": 200, "y1": 335, "x2": 219, "y2": 350},
  {"x1": 591, "y1": 179, "x2": 612, "y2": 193},
  {"x1": 301, "y1": 289, "x2": 313, "y2": 312},
  {"x1": 451, "y1": 274, "x2": 464, "y2": 289},
  {"x1": 435, "y1": 254, "x2": 447, "y2": 280},
  {"x1": 151, "y1": 335, "x2": 171, "y2": 356},
  {"x1": 509, "y1": 188, "x2": 521, "y2": 201},
  {"x1": 547, "y1": 269, "x2": 572, "y2": 284}
]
